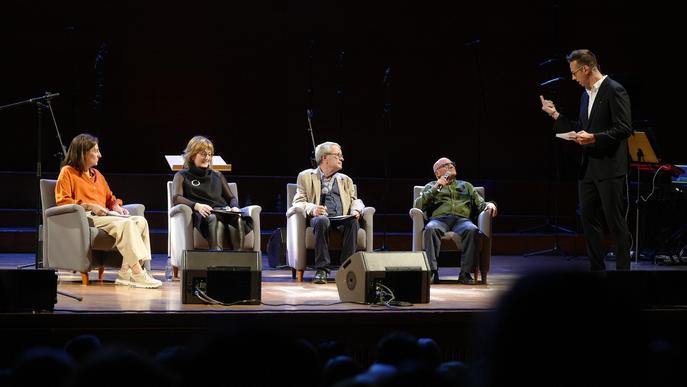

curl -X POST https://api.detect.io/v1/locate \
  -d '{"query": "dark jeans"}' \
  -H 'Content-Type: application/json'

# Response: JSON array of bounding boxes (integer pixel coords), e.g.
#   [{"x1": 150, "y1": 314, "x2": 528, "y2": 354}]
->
[
  {"x1": 424, "y1": 215, "x2": 481, "y2": 273},
  {"x1": 310, "y1": 215, "x2": 360, "y2": 270}
]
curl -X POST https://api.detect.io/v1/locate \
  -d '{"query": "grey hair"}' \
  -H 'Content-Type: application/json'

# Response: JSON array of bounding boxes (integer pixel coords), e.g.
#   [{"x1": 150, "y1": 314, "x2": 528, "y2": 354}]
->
[{"x1": 315, "y1": 141, "x2": 340, "y2": 165}]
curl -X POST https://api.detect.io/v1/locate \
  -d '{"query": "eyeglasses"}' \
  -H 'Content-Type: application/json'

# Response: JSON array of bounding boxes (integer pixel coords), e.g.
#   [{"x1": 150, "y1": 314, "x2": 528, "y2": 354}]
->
[
  {"x1": 198, "y1": 151, "x2": 213, "y2": 158},
  {"x1": 438, "y1": 162, "x2": 455, "y2": 170},
  {"x1": 571, "y1": 65, "x2": 585, "y2": 76},
  {"x1": 326, "y1": 153, "x2": 344, "y2": 160}
]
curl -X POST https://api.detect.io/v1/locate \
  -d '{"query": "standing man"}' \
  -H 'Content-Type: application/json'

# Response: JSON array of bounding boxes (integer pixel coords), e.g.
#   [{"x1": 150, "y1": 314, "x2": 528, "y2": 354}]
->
[
  {"x1": 540, "y1": 49, "x2": 632, "y2": 271},
  {"x1": 415, "y1": 157, "x2": 497, "y2": 284},
  {"x1": 292, "y1": 141, "x2": 365, "y2": 284}
]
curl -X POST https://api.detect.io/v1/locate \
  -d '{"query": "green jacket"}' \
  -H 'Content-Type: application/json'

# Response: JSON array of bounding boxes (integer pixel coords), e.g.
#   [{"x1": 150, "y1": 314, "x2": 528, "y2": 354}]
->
[{"x1": 414, "y1": 180, "x2": 489, "y2": 220}]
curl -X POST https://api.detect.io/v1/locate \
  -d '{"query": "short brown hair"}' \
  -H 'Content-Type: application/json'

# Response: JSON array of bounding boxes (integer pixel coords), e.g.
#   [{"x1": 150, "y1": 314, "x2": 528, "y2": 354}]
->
[
  {"x1": 566, "y1": 49, "x2": 599, "y2": 71},
  {"x1": 62, "y1": 133, "x2": 98, "y2": 171},
  {"x1": 182, "y1": 136, "x2": 215, "y2": 168}
]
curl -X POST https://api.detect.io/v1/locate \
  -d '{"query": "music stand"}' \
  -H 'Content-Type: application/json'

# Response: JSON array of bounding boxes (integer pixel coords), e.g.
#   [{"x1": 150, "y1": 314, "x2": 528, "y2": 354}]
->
[{"x1": 628, "y1": 131, "x2": 659, "y2": 263}]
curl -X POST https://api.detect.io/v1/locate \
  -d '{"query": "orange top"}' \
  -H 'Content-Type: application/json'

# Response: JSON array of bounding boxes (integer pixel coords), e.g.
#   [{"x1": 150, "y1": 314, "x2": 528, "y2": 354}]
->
[{"x1": 55, "y1": 165, "x2": 123, "y2": 209}]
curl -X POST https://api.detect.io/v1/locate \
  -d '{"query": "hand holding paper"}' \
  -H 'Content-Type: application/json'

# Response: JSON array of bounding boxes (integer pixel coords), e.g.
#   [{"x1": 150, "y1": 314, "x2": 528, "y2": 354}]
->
[{"x1": 556, "y1": 131, "x2": 577, "y2": 141}]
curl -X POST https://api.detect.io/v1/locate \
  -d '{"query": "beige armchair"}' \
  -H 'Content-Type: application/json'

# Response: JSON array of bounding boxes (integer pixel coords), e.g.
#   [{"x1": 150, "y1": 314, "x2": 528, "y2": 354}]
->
[
  {"x1": 167, "y1": 181, "x2": 262, "y2": 275},
  {"x1": 39, "y1": 179, "x2": 146, "y2": 285},
  {"x1": 409, "y1": 185, "x2": 492, "y2": 283},
  {"x1": 285, "y1": 183, "x2": 375, "y2": 282}
]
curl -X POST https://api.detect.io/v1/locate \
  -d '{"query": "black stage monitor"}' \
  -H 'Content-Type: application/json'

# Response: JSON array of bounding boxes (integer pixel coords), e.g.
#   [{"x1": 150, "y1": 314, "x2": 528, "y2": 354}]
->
[
  {"x1": 336, "y1": 252, "x2": 430, "y2": 304},
  {"x1": 181, "y1": 250, "x2": 261, "y2": 305},
  {"x1": 0, "y1": 269, "x2": 57, "y2": 313}
]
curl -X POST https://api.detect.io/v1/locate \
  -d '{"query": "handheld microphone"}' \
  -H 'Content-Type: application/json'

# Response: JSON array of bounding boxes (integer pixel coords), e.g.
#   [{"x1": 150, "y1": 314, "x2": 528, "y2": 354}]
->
[{"x1": 437, "y1": 171, "x2": 451, "y2": 191}]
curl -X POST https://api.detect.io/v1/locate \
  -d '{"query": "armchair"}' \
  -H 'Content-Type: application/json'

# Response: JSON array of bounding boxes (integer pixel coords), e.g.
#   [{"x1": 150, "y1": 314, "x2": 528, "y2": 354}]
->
[
  {"x1": 39, "y1": 179, "x2": 146, "y2": 285},
  {"x1": 285, "y1": 183, "x2": 375, "y2": 282},
  {"x1": 409, "y1": 185, "x2": 492, "y2": 283},
  {"x1": 167, "y1": 181, "x2": 262, "y2": 276}
]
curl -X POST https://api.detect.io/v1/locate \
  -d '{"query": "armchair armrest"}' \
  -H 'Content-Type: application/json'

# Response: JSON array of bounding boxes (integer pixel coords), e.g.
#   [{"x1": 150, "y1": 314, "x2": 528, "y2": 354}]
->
[
  {"x1": 123, "y1": 203, "x2": 145, "y2": 216},
  {"x1": 477, "y1": 210, "x2": 492, "y2": 238},
  {"x1": 242, "y1": 205, "x2": 262, "y2": 252},
  {"x1": 286, "y1": 205, "x2": 307, "y2": 270},
  {"x1": 361, "y1": 206, "x2": 375, "y2": 251},
  {"x1": 286, "y1": 205, "x2": 306, "y2": 219},
  {"x1": 45, "y1": 204, "x2": 86, "y2": 217},
  {"x1": 169, "y1": 203, "x2": 194, "y2": 267},
  {"x1": 409, "y1": 207, "x2": 427, "y2": 252}
]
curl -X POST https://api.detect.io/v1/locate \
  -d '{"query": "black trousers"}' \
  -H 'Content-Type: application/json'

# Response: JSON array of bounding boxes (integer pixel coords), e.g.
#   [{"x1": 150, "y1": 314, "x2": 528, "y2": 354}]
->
[
  {"x1": 578, "y1": 175, "x2": 631, "y2": 271},
  {"x1": 310, "y1": 215, "x2": 359, "y2": 269}
]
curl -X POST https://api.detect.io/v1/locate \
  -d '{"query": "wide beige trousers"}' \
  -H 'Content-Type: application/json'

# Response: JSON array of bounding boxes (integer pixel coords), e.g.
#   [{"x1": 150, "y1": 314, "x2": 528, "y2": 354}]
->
[{"x1": 89, "y1": 215, "x2": 152, "y2": 267}]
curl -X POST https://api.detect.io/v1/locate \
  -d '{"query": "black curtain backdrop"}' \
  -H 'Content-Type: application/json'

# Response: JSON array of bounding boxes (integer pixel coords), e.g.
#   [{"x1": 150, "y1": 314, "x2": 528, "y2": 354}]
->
[{"x1": 0, "y1": 0, "x2": 681, "y2": 182}]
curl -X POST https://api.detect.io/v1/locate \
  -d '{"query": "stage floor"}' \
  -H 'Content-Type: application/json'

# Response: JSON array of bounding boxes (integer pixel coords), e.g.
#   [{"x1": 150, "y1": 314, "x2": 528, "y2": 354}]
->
[{"x1": 3, "y1": 253, "x2": 684, "y2": 313}]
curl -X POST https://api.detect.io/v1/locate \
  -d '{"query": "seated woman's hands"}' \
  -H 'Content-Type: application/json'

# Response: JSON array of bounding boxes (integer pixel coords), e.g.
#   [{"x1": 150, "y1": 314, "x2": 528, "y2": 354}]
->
[
  {"x1": 194, "y1": 203, "x2": 213, "y2": 218},
  {"x1": 83, "y1": 203, "x2": 109, "y2": 216},
  {"x1": 112, "y1": 204, "x2": 129, "y2": 215}
]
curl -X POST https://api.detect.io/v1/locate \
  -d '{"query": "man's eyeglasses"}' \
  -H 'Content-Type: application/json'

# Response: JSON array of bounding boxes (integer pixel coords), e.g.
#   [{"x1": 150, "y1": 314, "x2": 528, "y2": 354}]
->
[
  {"x1": 438, "y1": 162, "x2": 455, "y2": 170},
  {"x1": 198, "y1": 151, "x2": 213, "y2": 158},
  {"x1": 326, "y1": 153, "x2": 344, "y2": 160},
  {"x1": 571, "y1": 65, "x2": 585, "y2": 76}
]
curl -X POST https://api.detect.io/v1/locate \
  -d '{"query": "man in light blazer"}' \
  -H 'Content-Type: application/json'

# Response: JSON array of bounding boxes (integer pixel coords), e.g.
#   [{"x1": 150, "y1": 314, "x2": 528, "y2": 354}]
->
[
  {"x1": 292, "y1": 141, "x2": 365, "y2": 283},
  {"x1": 540, "y1": 49, "x2": 632, "y2": 271}
]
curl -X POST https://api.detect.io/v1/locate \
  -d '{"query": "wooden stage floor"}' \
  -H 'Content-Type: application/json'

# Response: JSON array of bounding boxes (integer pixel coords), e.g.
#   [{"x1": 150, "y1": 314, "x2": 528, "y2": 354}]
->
[{"x1": 2, "y1": 253, "x2": 685, "y2": 313}]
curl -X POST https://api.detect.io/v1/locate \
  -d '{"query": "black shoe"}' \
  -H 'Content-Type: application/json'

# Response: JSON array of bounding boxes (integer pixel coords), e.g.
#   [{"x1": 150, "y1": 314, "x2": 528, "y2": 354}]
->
[
  {"x1": 457, "y1": 272, "x2": 476, "y2": 285},
  {"x1": 430, "y1": 270, "x2": 440, "y2": 284},
  {"x1": 313, "y1": 269, "x2": 328, "y2": 284}
]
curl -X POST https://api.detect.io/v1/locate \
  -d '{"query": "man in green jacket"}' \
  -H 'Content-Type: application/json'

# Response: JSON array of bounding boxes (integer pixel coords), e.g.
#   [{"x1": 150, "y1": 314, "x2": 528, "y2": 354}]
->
[{"x1": 415, "y1": 157, "x2": 497, "y2": 284}]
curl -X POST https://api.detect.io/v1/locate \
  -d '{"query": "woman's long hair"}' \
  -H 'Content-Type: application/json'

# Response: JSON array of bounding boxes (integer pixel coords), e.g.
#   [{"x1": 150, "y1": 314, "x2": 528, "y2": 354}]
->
[{"x1": 62, "y1": 133, "x2": 98, "y2": 171}]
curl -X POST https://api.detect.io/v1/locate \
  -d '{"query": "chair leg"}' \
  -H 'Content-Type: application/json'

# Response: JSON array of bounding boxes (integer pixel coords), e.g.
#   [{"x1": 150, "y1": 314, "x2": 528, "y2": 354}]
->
[
  {"x1": 80, "y1": 272, "x2": 89, "y2": 286},
  {"x1": 291, "y1": 268, "x2": 297, "y2": 279},
  {"x1": 296, "y1": 270, "x2": 304, "y2": 282},
  {"x1": 98, "y1": 267, "x2": 105, "y2": 281},
  {"x1": 173, "y1": 266, "x2": 179, "y2": 278}
]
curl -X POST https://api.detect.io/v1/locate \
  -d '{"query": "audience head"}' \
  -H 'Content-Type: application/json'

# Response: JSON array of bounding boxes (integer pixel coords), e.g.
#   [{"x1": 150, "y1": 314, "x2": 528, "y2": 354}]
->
[
  {"x1": 481, "y1": 271, "x2": 648, "y2": 387},
  {"x1": 321, "y1": 355, "x2": 362, "y2": 387},
  {"x1": 63, "y1": 133, "x2": 99, "y2": 171},
  {"x1": 182, "y1": 135, "x2": 215, "y2": 169},
  {"x1": 64, "y1": 334, "x2": 102, "y2": 362},
  {"x1": 10, "y1": 347, "x2": 75, "y2": 387},
  {"x1": 375, "y1": 331, "x2": 420, "y2": 367}
]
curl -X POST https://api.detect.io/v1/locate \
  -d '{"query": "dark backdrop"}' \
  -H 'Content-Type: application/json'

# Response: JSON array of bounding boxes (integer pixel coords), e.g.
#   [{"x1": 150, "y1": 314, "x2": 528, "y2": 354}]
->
[{"x1": 0, "y1": 0, "x2": 681, "y2": 182}]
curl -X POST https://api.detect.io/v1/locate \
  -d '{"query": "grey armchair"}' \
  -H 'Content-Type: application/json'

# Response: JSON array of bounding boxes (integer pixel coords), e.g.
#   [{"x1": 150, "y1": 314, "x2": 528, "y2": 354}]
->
[
  {"x1": 285, "y1": 183, "x2": 375, "y2": 282},
  {"x1": 167, "y1": 181, "x2": 262, "y2": 276},
  {"x1": 39, "y1": 179, "x2": 146, "y2": 285},
  {"x1": 409, "y1": 185, "x2": 492, "y2": 283}
]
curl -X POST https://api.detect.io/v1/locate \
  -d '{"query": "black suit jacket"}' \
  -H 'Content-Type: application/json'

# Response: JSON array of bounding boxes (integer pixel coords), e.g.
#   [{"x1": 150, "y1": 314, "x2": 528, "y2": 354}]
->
[{"x1": 553, "y1": 76, "x2": 632, "y2": 181}]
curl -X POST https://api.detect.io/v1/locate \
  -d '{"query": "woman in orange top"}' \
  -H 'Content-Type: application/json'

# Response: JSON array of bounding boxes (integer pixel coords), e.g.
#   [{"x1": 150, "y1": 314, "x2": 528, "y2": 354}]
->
[{"x1": 56, "y1": 133, "x2": 161, "y2": 288}]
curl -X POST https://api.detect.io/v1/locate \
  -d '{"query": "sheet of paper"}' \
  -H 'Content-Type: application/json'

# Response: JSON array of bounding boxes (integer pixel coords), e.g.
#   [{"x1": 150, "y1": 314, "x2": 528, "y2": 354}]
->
[{"x1": 555, "y1": 131, "x2": 577, "y2": 141}]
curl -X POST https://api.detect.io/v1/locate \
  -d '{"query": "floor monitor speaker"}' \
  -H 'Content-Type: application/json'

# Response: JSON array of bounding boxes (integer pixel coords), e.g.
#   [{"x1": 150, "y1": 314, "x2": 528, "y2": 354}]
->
[
  {"x1": 335, "y1": 251, "x2": 430, "y2": 304},
  {"x1": 181, "y1": 250, "x2": 261, "y2": 305}
]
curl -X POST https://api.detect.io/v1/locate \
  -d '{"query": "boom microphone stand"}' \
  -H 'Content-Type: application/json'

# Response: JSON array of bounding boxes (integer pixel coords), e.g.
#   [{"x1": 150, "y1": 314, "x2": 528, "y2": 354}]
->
[{"x1": 0, "y1": 92, "x2": 63, "y2": 269}]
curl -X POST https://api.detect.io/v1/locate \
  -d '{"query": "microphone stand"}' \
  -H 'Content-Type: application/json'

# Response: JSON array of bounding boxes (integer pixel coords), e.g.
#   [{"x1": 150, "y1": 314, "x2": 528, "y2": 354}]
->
[
  {"x1": 0, "y1": 92, "x2": 63, "y2": 270},
  {"x1": 375, "y1": 67, "x2": 392, "y2": 252},
  {"x1": 306, "y1": 109, "x2": 317, "y2": 168}
]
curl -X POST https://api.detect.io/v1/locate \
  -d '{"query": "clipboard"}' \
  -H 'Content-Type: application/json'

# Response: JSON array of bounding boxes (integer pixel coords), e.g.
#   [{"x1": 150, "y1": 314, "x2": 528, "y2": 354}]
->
[
  {"x1": 164, "y1": 155, "x2": 232, "y2": 171},
  {"x1": 212, "y1": 208, "x2": 242, "y2": 216},
  {"x1": 627, "y1": 131, "x2": 659, "y2": 163}
]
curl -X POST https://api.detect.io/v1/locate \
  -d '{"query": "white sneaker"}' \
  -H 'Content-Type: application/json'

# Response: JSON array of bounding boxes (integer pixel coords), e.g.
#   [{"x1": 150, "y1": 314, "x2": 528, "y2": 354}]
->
[
  {"x1": 114, "y1": 270, "x2": 131, "y2": 286},
  {"x1": 129, "y1": 269, "x2": 162, "y2": 289}
]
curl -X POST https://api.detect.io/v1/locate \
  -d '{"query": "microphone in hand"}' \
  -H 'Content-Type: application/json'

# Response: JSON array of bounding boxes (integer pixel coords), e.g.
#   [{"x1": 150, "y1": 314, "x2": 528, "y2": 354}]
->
[{"x1": 437, "y1": 172, "x2": 451, "y2": 191}]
